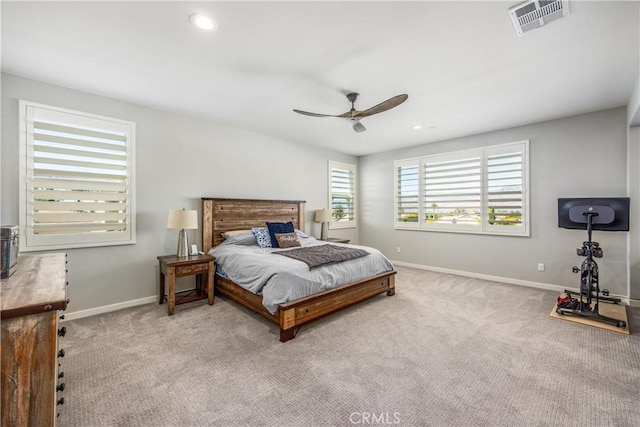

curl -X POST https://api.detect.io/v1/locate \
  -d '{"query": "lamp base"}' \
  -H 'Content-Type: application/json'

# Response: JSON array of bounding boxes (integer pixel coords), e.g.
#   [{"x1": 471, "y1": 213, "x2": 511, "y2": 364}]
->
[
  {"x1": 177, "y1": 229, "x2": 189, "y2": 257},
  {"x1": 320, "y1": 221, "x2": 328, "y2": 241}
]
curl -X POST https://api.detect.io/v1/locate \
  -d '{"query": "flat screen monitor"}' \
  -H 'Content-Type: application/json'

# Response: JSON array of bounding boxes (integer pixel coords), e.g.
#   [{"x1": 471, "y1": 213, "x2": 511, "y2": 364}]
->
[{"x1": 557, "y1": 197, "x2": 630, "y2": 231}]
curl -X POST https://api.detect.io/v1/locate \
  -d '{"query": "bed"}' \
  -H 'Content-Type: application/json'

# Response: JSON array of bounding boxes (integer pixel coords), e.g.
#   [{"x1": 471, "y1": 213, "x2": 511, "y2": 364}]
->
[{"x1": 202, "y1": 197, "x2": 396, "y2": 342}]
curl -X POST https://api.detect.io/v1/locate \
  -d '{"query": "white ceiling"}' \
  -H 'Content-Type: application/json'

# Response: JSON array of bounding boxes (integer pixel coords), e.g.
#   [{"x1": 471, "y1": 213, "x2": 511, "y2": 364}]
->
[{"x1": 2, "y1": 1, "x2": 639, "y2": 156}]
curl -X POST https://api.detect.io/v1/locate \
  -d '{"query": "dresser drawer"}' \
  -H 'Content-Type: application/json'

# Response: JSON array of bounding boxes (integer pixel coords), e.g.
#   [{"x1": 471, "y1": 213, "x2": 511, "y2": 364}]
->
[
  {"x1": 1, "y1": 253, "x2": 68, "y2": 426},
  {"x1": 175, "y1": 262, "x2": 210, "y2": 276}
]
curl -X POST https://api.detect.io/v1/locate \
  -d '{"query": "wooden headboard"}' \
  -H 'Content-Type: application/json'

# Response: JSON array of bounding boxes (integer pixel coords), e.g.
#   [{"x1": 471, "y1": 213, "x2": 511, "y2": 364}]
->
[{"x1": 201, "y1": 198, "x2": 306, "y2": 251}]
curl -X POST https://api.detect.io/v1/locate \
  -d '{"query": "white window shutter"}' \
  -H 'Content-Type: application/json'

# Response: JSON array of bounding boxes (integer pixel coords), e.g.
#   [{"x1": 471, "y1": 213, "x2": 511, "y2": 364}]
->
[
  {"x1": 394, "y1": 140, "x2": 529, "y2": 236},
  {"x1": 485, "y1": 143, "x2": 528, "y2": 234},
  {"x1": 395, "y1": 160, "x2": 420, "y2": 228},
  {"x1": 20, "y1": 101, "x2": 136, "y2": 251},
  {"x1": 328, "y1": 161, "x2": 357, "y2": 229},
  {"x1": 423, "y1": 155, "x2": 482, "y2": 230}
]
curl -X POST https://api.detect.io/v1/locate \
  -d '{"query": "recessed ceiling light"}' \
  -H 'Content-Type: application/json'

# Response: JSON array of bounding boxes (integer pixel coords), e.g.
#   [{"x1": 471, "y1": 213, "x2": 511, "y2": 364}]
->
[
  {"x1": 412, "y1": 125, "x2": 422, "y2": 130},
  {"x1": 190, "y1": 13, "x2": 217, "y2": 31}
]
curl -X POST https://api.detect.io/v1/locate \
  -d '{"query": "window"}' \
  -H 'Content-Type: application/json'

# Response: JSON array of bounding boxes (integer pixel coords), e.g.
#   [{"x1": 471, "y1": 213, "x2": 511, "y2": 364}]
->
[
  {"x1": 396, "y1": 162, "x2": 420, "y2": 226},
  {"x1": 19, "y1": 101, "x2": 136, "y2": 251},
  {"x1": 328, "y1": 161, "x2": 357, "y2": 229},
  {"x1": 394, "y1": 141, "x2": 529, "y2": 236}
]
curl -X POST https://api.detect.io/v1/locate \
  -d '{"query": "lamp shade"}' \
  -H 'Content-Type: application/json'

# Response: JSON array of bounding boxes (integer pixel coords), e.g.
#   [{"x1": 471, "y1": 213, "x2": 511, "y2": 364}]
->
[
  {"x1": 167, "y1": 209, "x2": 198, "y2": 230},
  {"x1": 315, "y1": 209, "x2": 331, "y2": 222}
]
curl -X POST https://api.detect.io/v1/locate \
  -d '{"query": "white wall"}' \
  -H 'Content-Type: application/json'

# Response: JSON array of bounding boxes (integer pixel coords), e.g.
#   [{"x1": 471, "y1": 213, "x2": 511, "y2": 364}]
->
[
  {"x1": 2, "y1": 73, "x2": 634, "y2": 314},
  {"x1": 359, "y1": 108, "x2": 632, "y2": 298},
  {"x1": 629, "y1": 124, "x2": 640, "y2": 301},
  {"x1": 1, "y1": 73, "x2": 358, "y2": 314},
  {"x1": 628, "y1": 74, "x2": 640, "y2": 127},
  {"x1": 628, "y1": 73, "x2": 640, "y2": 300}
]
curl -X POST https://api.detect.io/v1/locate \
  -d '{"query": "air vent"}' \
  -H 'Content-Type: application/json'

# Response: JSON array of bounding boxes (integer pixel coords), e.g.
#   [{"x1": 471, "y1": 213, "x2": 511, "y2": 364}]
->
[{"x1": 509, "y1": 0, "x2": 570, "y2": 36}]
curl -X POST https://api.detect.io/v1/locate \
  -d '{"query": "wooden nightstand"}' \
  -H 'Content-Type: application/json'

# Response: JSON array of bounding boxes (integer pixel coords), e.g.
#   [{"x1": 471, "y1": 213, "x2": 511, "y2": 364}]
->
[
  {"x1": 326, "y1": 237, "x2": 351, "y2": 244},
  {"x1": 157, "y1": 254, "x2": 215, "y2": 316}
]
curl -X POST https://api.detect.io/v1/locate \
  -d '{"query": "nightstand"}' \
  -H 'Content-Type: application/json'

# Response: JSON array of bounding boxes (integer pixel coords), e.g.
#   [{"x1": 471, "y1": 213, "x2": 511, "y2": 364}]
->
[
  {"x1": 326, "y1": 237, "x2": 351, "y2": 244},
  {"x1": 157, "y1": 254, "x2": 215, "y2": 316}
]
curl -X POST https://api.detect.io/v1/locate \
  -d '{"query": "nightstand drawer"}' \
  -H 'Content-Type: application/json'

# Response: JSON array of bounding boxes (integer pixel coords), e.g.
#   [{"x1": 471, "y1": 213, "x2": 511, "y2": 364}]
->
[{"x1": 175, "y1": 263, "x2": 210, "y2": 276}]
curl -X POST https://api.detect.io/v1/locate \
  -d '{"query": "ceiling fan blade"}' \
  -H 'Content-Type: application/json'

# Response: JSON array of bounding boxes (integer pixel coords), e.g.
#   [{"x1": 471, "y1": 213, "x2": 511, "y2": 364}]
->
[
  {"x1": 294, "y1": 92, "x2": 407, "y2": 133},
  {"x1": 357, "y1": 94, "x2": 408, "y2": 118},
  {"x1": 352, "y1": 120, "x2": 366, "y2": 133},
  {"x1": 293, "y1": 109, "x2": 342, "y2": 118}
]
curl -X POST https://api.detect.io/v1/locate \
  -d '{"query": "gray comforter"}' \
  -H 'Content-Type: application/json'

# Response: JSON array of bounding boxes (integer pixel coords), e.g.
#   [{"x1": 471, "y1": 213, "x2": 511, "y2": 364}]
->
[
  {"x1": 273, "y1": 244, "x2": 370, "y2": 268},
  {"x1": 209, "y1": 236, "x2": 394, "y2": 314}
]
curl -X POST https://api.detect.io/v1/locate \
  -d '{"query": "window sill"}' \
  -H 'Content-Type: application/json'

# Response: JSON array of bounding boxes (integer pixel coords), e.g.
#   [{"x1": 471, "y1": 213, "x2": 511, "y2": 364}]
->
[{"x1": 395, "y1": 226, "x2": 529, "y2": 237}]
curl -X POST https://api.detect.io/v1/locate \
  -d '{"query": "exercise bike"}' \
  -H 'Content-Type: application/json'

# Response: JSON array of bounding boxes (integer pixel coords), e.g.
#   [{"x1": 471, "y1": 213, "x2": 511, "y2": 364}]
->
[{"x1": 556, "y1": 210, "x2": 626, "y2": 328}]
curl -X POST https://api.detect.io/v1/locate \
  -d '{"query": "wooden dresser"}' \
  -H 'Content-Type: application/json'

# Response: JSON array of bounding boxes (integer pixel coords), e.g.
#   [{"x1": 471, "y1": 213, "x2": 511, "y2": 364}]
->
[{"x1": 1, "y1": 253, "x2": 69, "y2": 426}]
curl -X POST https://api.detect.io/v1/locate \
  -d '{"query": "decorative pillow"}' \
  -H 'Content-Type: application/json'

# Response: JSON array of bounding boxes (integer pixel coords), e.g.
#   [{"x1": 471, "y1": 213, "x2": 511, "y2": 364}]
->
[
  {"x1": 252, "y1": 227, "x2": 272, "y2": 248},
  {"x1": 266, "y1": 221, "x2": 295, "y2": 247},
  {"x1": 275, "y1": 232, "x2": 301, "y2": 248}
]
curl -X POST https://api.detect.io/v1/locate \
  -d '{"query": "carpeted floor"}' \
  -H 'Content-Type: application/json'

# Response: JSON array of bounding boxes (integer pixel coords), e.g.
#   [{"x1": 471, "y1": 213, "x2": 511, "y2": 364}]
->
[{"x1": 58, "y1": 266, "x2": 640, "y2": 426}]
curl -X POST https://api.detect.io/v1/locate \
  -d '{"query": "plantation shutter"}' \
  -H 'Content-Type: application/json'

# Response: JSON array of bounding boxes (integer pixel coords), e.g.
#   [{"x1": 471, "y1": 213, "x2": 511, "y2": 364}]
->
[
  {"x1": 21, "y1": 101, "x2": 136, "y2": 250},
  {"x1": 328, "y1": 161, "x2": 356, "y2": 228},
  {"x1": 423, "y1": 155, "x2": 482, "y2": 228},
  {"x1": 395, "y1": 161, "x2": 420, "y2": 227},
  {"x1": 485, "y1": 144, "x2": 525, "y2": 231},
  {"x1": 394, "y1": 141, "x2": 528, "y2": 236}
]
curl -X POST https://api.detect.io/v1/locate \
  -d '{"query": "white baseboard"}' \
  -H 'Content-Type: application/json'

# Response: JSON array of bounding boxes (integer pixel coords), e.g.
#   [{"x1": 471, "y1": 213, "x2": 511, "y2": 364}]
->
[
  {"x1": 61, "y1": 295, "x2": 158, "y2": 322},
  {"x1": 59, "y1": 263, "x2": 640, "y2": 321},
  {"x1": 392, "y1": 260, "x2": 634, "y2": 305}
]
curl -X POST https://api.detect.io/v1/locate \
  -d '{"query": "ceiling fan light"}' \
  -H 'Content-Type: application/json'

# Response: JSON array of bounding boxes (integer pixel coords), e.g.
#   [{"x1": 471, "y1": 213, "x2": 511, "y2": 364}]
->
[
  {"x1": 190, "y1": 13, "x2": 217, "y2": 31},
  {"x1": 352, "y1": 121, "x2": 366, "y2": 133}
]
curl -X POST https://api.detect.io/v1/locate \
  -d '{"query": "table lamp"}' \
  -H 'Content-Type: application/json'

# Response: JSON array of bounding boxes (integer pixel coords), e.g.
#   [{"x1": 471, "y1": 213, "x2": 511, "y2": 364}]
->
[
  {"x1": 314, "y1": 209, "x2": 331, "y2": 241},
  {"x1": 167, "y1": 209, "x2": 198, "y2": 257}
]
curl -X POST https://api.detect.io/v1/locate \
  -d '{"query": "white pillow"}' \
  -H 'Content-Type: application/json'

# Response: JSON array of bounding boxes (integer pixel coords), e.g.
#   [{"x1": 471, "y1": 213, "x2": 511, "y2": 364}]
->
[
  {"x1": 219, "y1": 232, "x2": 257, "y2": 246},
  {"x1": 221, "y1": 229, "x2": 252, "y2": 239},
  {"x1": 295, "y1": 229, "x2": 310, "y2": 238}
]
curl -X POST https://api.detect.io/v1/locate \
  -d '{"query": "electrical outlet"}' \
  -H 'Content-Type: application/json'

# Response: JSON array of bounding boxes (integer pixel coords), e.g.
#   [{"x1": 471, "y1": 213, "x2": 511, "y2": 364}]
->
[
  {"x1": 397, "y1": 247, "x2": 401, "y2": 253},
  {"x1": 537, "y1": 263, "x2": 545, "y2": 272}
]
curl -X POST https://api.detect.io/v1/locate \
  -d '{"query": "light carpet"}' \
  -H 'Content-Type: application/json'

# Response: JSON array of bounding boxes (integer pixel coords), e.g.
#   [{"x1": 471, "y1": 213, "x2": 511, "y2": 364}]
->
[{"x1": 58, "y1": 266, "x2": 640, "y2": 426}]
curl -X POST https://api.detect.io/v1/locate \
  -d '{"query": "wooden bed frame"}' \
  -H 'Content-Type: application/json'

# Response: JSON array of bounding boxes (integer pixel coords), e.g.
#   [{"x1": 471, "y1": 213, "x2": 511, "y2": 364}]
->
[{"x1": 201, "y1": 197, "x2": 396, "y2": 342}]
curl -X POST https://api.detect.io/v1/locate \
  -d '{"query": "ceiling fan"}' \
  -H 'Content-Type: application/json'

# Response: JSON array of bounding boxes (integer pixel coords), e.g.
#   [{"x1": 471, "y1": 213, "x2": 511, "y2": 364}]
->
[{"x1": 293, "y1": 92, "x2": 408, "y2": 133}]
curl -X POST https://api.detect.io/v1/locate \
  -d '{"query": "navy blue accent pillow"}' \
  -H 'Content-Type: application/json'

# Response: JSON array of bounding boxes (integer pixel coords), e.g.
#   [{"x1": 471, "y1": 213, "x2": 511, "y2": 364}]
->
[{"x1": 266, "y1": 221, "x2": 295, "y2": 247}]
